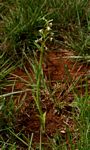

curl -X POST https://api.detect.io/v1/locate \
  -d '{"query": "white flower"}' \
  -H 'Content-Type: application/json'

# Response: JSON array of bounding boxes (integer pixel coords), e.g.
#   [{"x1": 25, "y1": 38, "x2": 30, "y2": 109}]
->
[
  {"x1": 39, "y1": 29, "x2": 43, "y2": 33},
  {"x1": 49, "y1": 22, "x2": 52, "y2": 27},
  {"x1": 35, "y1": 39, "x2": 39, "y2": 43},
  {"x1": 45, "y1": 46, "x2": 48, "y2": 50},
  {"x1": 46, "y1": 26, "x2": 51, "y2": 31},
  {"x1": 35, "y1": 37, "x2": 42, "y2": 43},
  {"x1": 50, "y1": 37, "x2": 53, "y2": 41}
]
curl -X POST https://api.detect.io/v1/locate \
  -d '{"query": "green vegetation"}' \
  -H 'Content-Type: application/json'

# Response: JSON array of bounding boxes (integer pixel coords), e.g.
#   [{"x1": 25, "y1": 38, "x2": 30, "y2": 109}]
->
[
  {"x1": 0, "y1": 0, "x2": 90, "y2": 149},
  {"x1": 1, "y1": 0, "x2": 90, "y2": 55}
]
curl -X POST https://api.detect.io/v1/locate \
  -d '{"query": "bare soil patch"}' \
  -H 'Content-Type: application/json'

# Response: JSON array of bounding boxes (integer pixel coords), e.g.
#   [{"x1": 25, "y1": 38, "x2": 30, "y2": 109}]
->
[{"x1": 4, "y1": 49, "x2": 90, "y2": 148}]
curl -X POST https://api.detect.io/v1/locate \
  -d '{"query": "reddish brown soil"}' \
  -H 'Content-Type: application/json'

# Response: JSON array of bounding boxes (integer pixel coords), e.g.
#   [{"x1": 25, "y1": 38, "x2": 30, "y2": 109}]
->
[{"x1": 4, "y1": 49, "x2": 90, "y2": 149}]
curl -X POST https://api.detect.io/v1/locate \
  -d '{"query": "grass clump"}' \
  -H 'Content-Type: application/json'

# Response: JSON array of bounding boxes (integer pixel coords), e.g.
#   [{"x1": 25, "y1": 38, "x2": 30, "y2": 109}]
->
[
  {"x1": 3, "y1": 0, "x2": 47, "y2": 56},
  {"x1": 75, "y1": 95, "x2": 90, "y2": 150},
  {"x1": 1, "y1": 0, "x2": 90, "y2": 56}
]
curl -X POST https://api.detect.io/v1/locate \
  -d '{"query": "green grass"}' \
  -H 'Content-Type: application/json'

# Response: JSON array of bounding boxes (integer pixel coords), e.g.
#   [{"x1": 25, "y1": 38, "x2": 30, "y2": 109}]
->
[
  {"x1": 0, "y1": 0, "x2": 90, "y2": 149},
  {"x1": 1, "y1": 0, "x2": 90, "y2": 56},
  {"x1": 0, "y1": 56, "x2": 90, "y2": 149}
]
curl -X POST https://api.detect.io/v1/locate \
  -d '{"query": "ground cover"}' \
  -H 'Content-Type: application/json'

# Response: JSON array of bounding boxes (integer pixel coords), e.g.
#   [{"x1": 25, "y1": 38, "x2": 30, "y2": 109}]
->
[{"x1": 0, "y1": 48, "x2": 90, "y2": 149}]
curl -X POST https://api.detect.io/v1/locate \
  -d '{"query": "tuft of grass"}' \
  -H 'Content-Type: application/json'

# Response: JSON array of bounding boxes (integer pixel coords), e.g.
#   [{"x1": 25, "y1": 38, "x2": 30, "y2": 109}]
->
[
  {"x1": 3, "y1": 0, "x2": 47, "y2": 56},
  {"x1": 75, "y1": 96, "x2": 90, "y2": 149},
  {"x1": 1, "y1": 0, "x2": 90, "y2": 57},
  {"x1": 48, "y1": 94, "x2": 90, "y2": 150}
]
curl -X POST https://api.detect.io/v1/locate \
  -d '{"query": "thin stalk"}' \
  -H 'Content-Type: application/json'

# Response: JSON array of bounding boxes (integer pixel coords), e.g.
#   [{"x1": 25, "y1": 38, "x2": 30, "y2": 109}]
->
[{"x1": 36, "y1": 43, "x2": 44, "y2": 114}]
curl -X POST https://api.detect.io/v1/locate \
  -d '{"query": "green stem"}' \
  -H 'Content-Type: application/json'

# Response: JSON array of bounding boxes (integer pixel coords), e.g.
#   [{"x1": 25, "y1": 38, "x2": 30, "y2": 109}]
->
[{"x1": 35, "y1": 43, "x2": 45, "y2": 130}]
